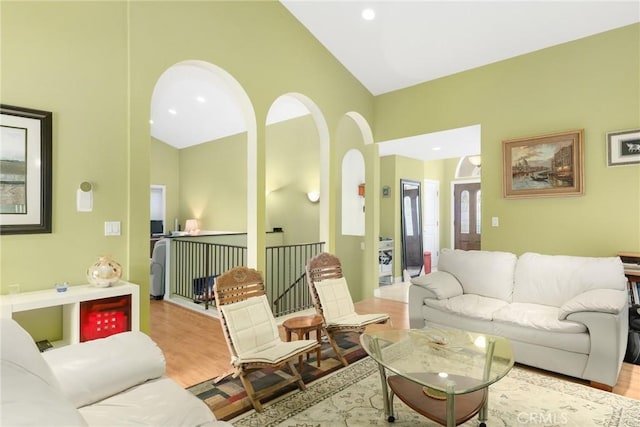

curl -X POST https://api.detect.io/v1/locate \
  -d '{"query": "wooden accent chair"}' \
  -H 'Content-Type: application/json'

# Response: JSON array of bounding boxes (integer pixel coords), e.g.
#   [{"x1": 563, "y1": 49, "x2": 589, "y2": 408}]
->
[
  {"x1": 305, "y1": 252, "x2": 391, "y2": 366},
  {"x1": 214, "y1": 266, "x2": 320, "y2": 412}
]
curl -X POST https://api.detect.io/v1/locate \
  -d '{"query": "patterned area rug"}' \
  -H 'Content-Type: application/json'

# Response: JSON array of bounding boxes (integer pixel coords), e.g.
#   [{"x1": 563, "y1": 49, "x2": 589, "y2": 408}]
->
[
  {"x1": 230, "y1": 357, "x2": 640, "y2": 427},
  {"x1": 188, "y1": 332, "x2": 366, "y2": 421}
]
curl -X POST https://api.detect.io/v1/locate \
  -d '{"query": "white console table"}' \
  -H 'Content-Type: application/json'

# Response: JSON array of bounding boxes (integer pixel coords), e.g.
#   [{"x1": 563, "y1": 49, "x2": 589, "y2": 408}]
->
[{"x1": 0, "y1": 281, "x2": 140, "y2": 347}]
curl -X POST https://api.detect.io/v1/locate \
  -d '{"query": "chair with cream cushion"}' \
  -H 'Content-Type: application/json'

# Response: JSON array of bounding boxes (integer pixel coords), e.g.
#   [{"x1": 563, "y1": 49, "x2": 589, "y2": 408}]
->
[
  {"x1": 306, "y1": 252, "x2": 390, "y2": 366},
  {"x1": 214, "y1": 266, "x2": 320, "y2": 412}
]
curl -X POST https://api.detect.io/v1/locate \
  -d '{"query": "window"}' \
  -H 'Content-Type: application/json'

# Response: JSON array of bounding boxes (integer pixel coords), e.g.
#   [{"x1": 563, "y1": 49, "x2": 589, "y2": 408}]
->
[{"x1": 460, "y1": 190, "x2": 470, "y2": 234}]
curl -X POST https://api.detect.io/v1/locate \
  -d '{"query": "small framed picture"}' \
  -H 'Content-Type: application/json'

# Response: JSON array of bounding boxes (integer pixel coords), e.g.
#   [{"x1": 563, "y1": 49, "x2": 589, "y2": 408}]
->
[{"x1": 607, "y1": 129, "x2": 640, "y2": 166}]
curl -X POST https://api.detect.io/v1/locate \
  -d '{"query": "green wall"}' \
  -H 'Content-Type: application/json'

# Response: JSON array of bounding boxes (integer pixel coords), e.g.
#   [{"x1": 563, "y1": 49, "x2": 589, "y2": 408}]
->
[
  {"x1": 2, "y1": 1, "x2": 637, "y2": 343},
  {"x1": 179, "y1": 132, "x2": 248, "y2": 232},
  {"x1": 0, "y1": 2, "x2": 132, "y2": 339},
  {"x1": 375, "y1": 24, "x2": 640, "y2": 257},
  {"x1": 1, "y1": 1, "x2": 373, "y2": 339},
  {"x1": 266, "y1": 115, "x2": 320, "y2": 244},
  {"x1": 334, "y1": 115, "x2": 369, "y2": 301}
]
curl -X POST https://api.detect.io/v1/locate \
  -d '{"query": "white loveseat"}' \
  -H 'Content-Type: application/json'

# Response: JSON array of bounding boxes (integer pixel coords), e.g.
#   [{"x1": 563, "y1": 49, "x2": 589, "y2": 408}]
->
[
  {"x1": 0, "y1": 318, "x2": 231, "y2": 426},
  {"x1": 408, "y1": 249, "x2": 629, "y2": 389}
]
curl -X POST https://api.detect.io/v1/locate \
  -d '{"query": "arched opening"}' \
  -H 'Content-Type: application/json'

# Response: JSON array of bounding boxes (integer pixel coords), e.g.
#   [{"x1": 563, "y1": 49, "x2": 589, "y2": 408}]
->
[
  {"x1": 149, "y1": 60, "x2": 257, "y2": 307},
  {"x1": 265, "y1": 93, "x2": 329, "y2": 246}
]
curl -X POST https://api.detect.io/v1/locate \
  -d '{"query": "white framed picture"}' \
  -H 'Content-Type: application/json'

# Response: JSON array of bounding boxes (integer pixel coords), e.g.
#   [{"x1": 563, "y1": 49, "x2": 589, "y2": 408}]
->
[{"x1": 607, "y1": 128, "x2": 640, "y2": 166}]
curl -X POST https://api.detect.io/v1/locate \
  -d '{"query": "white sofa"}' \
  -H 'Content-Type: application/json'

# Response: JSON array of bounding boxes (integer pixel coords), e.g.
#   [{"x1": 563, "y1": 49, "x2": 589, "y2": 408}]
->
[
  {"x1": 0, "y1": 318, "x2": 231, "y2": 426},
  {"x1": 408, "y1": 249, "x2": 629, "y2": 389}
]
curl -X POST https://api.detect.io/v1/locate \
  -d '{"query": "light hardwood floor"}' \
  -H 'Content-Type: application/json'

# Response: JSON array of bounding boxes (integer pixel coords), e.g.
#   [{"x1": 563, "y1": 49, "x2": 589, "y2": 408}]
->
[{"x1": 149, "y1": 297, "x2": 640, "y2": 400}]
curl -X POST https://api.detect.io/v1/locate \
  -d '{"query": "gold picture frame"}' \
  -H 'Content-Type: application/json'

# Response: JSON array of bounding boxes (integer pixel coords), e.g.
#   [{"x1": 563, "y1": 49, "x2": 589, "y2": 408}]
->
[{"x1": 502, "y1": 129, "x2": 584, "y2": 199}]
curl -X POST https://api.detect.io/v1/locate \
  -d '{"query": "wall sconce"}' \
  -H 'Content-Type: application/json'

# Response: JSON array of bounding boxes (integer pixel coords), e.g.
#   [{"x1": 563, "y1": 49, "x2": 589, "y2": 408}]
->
[
  {"x1": 76, "y1": 181, "x2": 93, "y2": 212},
  {"x1": 358, "y1": 183, "x2": 365, "y2": 197},
  {"x1": 468, "y1": 155, "x2": 482, "y2": 167},
  {"x1": 307, "y1": 191, "x2": 320, "y2": 203},
  {"x1": 184, "y1": 219, "x2": 200, "y2": 235}
]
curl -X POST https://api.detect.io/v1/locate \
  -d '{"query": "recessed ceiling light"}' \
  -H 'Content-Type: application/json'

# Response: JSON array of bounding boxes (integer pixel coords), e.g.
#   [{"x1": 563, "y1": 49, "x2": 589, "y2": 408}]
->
[
  {"x1": 168, "y1": 108, "x2": 177, "y2": 115},
  {"x1": 361, "y1": 8, "x2": 375, "y2": 21},
  {"x1": 432, "y1": 147, "x2": 441, "y2": 151},
  {"x1": 196, "y1": 96, "x2": 206, "y2": 103}
]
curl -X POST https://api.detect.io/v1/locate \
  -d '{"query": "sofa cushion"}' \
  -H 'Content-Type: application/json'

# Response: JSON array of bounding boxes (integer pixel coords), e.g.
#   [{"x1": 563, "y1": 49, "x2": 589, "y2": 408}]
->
[
  {"x1": 1, "y1": 319, "x2": 87, "y2": 426},
  {"x1": 424, "y1": 294, "x2": 509, "y2": 321},
  {"x1": 410, "y1": 271, "x2": 463, "y2": 299},
  {"x1": 437, "y1": 249, "x2": 517, "y2": 302},
  {"x1": 43, "y1": 331, "x2": 166, "y2": 408},
  {"x1": 513, "y1": 252, "x2": 627, "y2": 307},
  {"x1": 78, "y1": 377, "x2": 218, "y2": 426},
  {"x1": 492, "y1": 321, "x2": 590, "y2": 355},
  {"x1": 492, "y1": 303, "x2": 587, "y2": 333},
  {"x1": 0, "y1": 318, "x2": 62, "y2": 390},
  {"x1": 1, "y1": 360, "x2": 88, "y2": 426}
]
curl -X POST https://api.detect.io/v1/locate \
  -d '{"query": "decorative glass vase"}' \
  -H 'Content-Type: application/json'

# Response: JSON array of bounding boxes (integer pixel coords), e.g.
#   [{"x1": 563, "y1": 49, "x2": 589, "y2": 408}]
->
[{"x1": 87, "y1": 255, "x2": 122, "y2": 288}]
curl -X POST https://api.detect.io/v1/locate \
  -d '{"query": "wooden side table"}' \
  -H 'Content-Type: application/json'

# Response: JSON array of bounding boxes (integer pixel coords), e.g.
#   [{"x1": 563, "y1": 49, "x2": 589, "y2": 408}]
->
[{"x1": 283, "y1": 314, "x2": 323, "y2": 374}]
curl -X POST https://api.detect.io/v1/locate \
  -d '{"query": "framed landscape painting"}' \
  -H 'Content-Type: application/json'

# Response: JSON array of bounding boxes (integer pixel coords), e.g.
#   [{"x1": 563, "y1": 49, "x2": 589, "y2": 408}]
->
[
  {"x1": 0, "y1": 105, "x2": 53, "y2": 234},
  {"x1": 502, "y1": 129, "x2": 584, "y2": 199}
]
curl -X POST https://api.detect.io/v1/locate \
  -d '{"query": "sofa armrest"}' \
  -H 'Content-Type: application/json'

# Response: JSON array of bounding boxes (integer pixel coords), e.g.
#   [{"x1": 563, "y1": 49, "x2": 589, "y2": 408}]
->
[
  {"x1": 566, "y1": 309, "x2": 628, "y2": 387},
  {"x1": 43, "y1": 331, "x2": 166, "y2": 408},
  {"x1": 408, "y1": 272, "x2": 463, "y2": 329},
  {"x1": 410, "y1": 271, "x2": 464, "y2": 299},
  {"x1": 559, "y1": 289, "x2": 627, "y2": 320}
]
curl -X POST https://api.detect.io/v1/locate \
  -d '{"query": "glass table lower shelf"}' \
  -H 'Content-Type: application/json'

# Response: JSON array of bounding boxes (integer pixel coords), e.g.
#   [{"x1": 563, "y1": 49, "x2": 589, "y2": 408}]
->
[{"x1": 361, "y1": 328, "x2": 514, "y2": 427}]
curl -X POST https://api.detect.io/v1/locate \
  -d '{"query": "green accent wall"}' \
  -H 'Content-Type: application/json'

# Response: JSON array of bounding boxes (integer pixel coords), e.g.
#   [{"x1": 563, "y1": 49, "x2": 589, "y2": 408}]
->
[
  {"x1": 179, "y1": 132, "x2": 248, "y2": 232},
  {"x1": 374, "y1": 24, "x2": 640, "y2": 257},
  {"x1": 0, "y1": 2, "x2": 133, "y2": 339}
]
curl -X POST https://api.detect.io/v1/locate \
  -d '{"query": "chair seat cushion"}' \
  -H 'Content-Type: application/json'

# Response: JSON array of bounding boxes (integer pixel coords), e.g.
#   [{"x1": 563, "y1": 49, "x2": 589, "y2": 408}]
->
[
  {"x1": 238, "y1": 340, "x2": 319, "y2": 365},
  {"x1": 326, "y1": 312, "x2": 389, "y2": 328},
  {"x1": 220, "y1": 295, "x2": 319, "y2": 366}
]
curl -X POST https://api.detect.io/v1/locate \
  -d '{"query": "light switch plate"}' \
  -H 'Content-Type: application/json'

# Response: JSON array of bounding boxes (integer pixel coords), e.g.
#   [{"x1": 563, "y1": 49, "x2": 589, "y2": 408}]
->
[
  {"x1": 491, "y1": 217, "x2": 499, "y2": 227},
  {"x1": 104, "y1": 221, "x2": 121, "y2": 236}
]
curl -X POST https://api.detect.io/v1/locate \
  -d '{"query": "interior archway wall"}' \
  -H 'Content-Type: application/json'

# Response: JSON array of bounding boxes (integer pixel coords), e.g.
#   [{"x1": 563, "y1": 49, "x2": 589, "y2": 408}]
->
[
  {"x1": 149, "y1": 59, "x2": 258, "y2": 264},
  {"x1": 335, "y1": 112, "x2": 377, "y2": 301},
  {"x1": 265, "y1": 93, "x2": 329, "y2": 247}
]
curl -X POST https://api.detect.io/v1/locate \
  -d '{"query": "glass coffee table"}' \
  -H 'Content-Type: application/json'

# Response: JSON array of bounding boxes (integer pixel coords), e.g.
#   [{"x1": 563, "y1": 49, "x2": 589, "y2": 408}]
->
[{"x1": 361, "y1": 328, "x2": 514, "y2": 427}]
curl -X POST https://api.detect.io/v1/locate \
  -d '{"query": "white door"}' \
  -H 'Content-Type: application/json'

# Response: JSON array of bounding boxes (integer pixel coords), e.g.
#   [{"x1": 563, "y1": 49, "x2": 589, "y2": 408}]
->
[{"x1": 422, "y1": 180, "x2": 440, "y2": 271}]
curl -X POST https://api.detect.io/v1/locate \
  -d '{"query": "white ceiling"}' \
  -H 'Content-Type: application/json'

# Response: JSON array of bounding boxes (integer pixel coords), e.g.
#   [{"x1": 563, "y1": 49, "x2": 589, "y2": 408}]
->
[
  {"x1": 151, "y1": 1, "x2": 639, "y2": 157},
  {"x1": 377, "y1": 124, "x2": 481, "y2": 160},
  {"x1": 282, "y1": 0, "x2": 640, "y2": 96}
]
